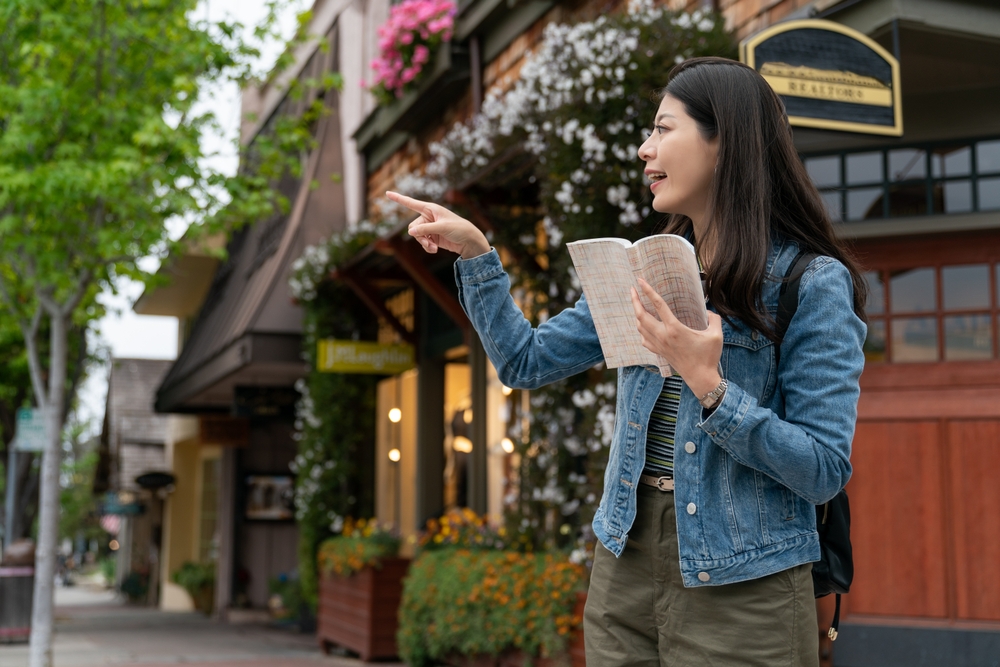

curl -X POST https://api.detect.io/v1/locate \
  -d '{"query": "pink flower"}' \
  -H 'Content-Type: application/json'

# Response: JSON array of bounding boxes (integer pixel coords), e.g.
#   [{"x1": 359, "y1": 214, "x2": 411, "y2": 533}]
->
[
  {"x1": 399, "y1": 31, "x2": 413, "y2": 45},
  {"x1": 413, "y1": 45, "x2": 430, "y2": 64}
]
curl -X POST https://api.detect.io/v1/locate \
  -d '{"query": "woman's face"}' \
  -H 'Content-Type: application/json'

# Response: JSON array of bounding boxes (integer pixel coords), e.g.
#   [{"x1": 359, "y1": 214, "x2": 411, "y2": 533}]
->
[{"x1": 637, "y1": 94, "x2": 719, "y2": 220}]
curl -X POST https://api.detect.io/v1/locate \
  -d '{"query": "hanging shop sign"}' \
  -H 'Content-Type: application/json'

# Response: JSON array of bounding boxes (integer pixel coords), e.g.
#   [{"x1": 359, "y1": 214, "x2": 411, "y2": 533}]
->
[
  {"x1": 101, "y1": 491, "x2": 144, "y2": 516},
  {"x1": 741, "y1": 19, "x2": 902, "y2": 136},
  {"x1": 317, "y1": 339, "x2": 415, "y2": 374},
  {"x1": 13, "y1": 407, "x2": 47, "y2": 452}
]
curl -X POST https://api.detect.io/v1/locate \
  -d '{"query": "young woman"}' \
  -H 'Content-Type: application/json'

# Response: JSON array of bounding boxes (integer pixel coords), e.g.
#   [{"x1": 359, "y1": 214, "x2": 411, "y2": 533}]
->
[{"x1": 387, "y1": 56, "x2": 867, "y2": 667}]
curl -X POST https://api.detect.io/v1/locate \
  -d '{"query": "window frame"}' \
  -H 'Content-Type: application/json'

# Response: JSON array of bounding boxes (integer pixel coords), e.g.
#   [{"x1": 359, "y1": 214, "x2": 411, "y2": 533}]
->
[{"x1": 802, "y1": 135, "x2": 1000, "y2": 222}]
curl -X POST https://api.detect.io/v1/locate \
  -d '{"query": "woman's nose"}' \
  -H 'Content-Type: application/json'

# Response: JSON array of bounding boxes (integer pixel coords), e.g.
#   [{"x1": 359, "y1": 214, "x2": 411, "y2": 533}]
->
[{"x1": 637, "y1": 135, "x2": 655, "y2": 161}]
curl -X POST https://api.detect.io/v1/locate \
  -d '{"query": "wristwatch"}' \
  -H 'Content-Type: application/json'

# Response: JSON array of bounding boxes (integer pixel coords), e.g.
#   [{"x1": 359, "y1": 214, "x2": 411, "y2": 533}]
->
[{"x1": 698, "y1": 379, "x2": 728, "y2": 409}]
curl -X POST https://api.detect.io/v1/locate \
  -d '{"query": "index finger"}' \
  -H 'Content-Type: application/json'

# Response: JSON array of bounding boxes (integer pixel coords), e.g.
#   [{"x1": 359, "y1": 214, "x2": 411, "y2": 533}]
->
[{"x1": 386, "y1": 191, "x2": 435, "y2": 218}]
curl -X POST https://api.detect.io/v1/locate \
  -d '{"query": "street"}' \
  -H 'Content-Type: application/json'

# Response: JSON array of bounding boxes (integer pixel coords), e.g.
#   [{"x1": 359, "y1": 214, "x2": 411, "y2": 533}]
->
[{"x1": 0, "y1": 583, "x2": 391, "y2": 667}]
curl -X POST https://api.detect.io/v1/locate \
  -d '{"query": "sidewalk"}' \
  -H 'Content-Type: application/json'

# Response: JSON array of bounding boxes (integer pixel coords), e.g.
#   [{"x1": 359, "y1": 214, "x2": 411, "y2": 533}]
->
[{"x1": 0, "y1": 582, "x2": 403, "y2": 667}]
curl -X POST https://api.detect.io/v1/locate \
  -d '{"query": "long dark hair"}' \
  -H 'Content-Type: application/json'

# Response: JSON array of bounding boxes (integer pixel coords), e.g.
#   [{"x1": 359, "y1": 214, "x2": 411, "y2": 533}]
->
[{"x1": 658, "y1": 56, "x2": 868, "y2": 341}]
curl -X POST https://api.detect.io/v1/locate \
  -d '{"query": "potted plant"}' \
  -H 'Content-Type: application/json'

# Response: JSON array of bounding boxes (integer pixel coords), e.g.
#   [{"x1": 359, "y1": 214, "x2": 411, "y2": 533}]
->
[
  {"x1": 171, "y1": 561, "x2": 215, "y2": 615},
  {"x1": 397, "y1": 509, "x2": 588, "y2": 667},
  {"x1": 316, "y1": 518, "x2": 406, "y2": 660}
]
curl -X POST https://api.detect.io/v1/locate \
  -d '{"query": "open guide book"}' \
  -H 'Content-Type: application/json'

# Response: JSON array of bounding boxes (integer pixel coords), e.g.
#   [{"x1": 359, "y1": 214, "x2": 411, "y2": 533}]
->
[{"x1": 567, "y1": 234, "x2": 708, "y2": 377}]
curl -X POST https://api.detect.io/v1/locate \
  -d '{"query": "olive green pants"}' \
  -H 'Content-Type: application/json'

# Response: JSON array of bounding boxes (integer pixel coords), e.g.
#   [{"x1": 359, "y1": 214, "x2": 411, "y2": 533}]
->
[{"x1": 584, "y1": 484, "x2": 819, "y2": 667}]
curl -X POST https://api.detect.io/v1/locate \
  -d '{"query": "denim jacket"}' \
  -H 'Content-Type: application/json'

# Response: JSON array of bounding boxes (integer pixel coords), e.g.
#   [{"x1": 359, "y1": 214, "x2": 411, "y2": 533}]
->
[{"x1": 454, "y1": 236, "x2": 866, "y2": 588}]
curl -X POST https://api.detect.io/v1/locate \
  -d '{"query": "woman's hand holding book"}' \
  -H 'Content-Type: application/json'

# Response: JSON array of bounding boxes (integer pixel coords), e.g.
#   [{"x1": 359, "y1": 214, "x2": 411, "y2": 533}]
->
[{"x1": 631, "y1": 278, "x2": 724, "y2": 398}]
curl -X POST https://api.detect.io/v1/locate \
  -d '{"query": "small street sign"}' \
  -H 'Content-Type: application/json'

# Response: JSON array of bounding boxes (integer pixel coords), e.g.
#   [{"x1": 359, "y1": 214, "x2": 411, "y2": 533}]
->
[{"x1": 13, "y1": 407, "x2": 47, "y2": 452}]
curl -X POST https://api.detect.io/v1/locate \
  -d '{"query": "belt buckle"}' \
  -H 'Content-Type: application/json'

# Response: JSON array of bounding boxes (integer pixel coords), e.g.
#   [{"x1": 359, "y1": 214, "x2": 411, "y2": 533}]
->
[{"x1": 656, "y1": 477, "x2": 672, "y2": 492}]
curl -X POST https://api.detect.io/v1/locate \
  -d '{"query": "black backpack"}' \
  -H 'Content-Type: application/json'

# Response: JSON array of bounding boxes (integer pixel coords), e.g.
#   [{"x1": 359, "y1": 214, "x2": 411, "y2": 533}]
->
[{"x1": 774, "y1": 250, "x2": 854, "y2": 641}]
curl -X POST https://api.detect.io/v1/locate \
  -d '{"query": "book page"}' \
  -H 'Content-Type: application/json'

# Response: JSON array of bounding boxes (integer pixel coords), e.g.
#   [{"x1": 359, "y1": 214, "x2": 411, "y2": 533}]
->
[
  {"x1": 630, "y1": 235, "x2": 707, "y2": 375},
  {"x1": 567, "y1": 234, "x2": 706, "y2": 377},
  {"x1": 567, "y1": 239, "x2": 659, "y2": 371}
]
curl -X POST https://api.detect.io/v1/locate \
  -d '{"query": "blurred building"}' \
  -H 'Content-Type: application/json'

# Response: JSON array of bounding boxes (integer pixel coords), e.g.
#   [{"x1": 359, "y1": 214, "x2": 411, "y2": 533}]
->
[{"x1": 95, "y1": 358, "x2": 172, "y2": 605}]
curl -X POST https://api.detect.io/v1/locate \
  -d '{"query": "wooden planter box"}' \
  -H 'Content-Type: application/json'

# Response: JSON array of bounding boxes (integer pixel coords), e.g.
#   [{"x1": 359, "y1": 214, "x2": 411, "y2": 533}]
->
[
  {"x1": 446, "y1": 591, "x2": 587, "y2": 667},
  {"x1": 317, "y1": 557, "x2": 410, "y2": 661}
]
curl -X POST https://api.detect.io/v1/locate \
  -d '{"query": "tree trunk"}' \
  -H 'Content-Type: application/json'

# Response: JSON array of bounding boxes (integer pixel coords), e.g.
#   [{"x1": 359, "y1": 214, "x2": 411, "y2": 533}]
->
[{"x1": 28, "y1": 311, "x2": 67, "y2": 667}]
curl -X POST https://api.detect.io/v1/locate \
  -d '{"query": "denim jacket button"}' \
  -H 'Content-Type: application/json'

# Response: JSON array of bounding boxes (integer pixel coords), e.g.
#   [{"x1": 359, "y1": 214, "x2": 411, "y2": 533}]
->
[
  {"x1": 687, "y1": 503, "x2": 697, "y2": 515},
  {"x1": 698, "y1": 572, "x2": 711, "y2": 582},
  {"x1": 684, "y1": 442, "x2": 696, "y2": 454}
]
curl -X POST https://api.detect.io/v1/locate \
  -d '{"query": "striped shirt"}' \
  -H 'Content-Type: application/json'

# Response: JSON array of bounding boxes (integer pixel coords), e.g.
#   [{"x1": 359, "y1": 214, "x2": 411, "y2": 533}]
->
[{"x1": 643, "y1": 375, "x2": 684, "y2": 478}]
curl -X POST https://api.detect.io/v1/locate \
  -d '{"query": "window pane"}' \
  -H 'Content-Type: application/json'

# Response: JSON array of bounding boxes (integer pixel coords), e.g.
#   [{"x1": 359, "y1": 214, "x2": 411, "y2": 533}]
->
[
  {"x1": 977, "y1": 140, "x2": 1000, "y2": 174},
  {"x1": 846, "y1": 152, "x2": 883, "y2": 185},
  {"x1": 944, "y1": 315, "x2": 992, "y2": 361},
  {"x1": 890, "y1": 268, "x2": 936, "y2": 313},
  {"x1": 865, "y1": 270, "x2": 884, "y2": 315},
  {"x1": 934, "y1": 180, "x2": 973, "y2": 214},
  {"x1": 888, "y1": 148, "x2": 926, "y2": 181},
  {"x1": 942, "y1": 264, "x2": 990, "y2": 310},
  {"x1": 865, "y1": 319, "x2": 886, "y2": 362},
  {"x1": 847, "y1": 187, "x2": 883, "y2": 220},
  {"x1": 891, "y1": 317, "x2": 938, "y2": 362},
  {"x1": 820, "y1": 190, "x2": 842, "y2": 221},
  {"x1": 888, "y1": 182, "x2": 927, "y2": 217},
  {"x1": 932, "y1": 146, "x2": 971, "y2": 178},
  {"x1": 979, "y1": 177, "x2": 1000, "y2": 210},
  {"x1": 806, "y1": 156, "x2": 841, "y2": 188}
]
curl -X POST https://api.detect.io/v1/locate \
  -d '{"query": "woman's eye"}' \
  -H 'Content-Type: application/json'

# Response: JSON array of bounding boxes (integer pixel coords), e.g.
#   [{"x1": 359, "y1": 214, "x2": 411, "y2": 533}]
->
[{"x1": 654, "y1": 125, "x2": 668, "y2": 135}]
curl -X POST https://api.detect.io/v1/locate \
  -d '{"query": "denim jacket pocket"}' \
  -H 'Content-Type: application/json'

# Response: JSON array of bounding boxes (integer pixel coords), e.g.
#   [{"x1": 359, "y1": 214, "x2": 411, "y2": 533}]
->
[{"x1": 721, "y1": 320, "x2": 778, "y2": 405}]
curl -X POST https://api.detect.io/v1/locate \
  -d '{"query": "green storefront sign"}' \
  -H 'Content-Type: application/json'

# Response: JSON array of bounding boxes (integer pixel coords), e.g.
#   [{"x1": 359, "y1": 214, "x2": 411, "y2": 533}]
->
[{"x1": 317, "y1": 340, "x2": 415, "y2": 374}]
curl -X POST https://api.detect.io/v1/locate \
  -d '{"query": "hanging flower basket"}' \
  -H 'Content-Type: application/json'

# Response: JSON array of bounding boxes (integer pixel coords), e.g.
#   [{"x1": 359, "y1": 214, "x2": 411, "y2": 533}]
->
[{"x1": 368, "y1": 0, "x2": 457, "y2": 104}]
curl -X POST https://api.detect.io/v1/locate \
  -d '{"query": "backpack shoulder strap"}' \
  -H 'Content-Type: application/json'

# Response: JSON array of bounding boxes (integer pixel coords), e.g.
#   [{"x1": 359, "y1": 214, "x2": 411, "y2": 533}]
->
[{"x1": 774, "y1": 250, "x2": 819, "y2": 366}]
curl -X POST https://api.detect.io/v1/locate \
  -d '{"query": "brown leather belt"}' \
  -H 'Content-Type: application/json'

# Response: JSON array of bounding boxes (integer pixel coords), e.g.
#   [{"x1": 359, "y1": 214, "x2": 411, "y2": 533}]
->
[{"x1": 639, "y1": 474, "x2": 674, "y2": 492}]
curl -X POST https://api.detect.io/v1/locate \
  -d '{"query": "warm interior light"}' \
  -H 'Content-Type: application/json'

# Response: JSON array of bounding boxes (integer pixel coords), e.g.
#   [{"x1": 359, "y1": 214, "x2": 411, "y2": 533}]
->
[
  {"x1": 501, "y1": 385, "x2": 513, "y2": 396},
  {"x1": 388, "y1": 408, "x2": 402, "y2": 423},
  {"x1": 388, "y1": 448, "x2": 401, "y2": 462},
  {"x1": 109, "y1": 540, "x2": 120, "y2": 551},
  {"x1": 453, "y1": 436, "x2": 473, "y2": 453},
  {"x1": 501, "y1": 438, "x2": 515, "y2": 454},
  {"x1": 463, "y1": 408, "x2": 473, "y2": 424}
]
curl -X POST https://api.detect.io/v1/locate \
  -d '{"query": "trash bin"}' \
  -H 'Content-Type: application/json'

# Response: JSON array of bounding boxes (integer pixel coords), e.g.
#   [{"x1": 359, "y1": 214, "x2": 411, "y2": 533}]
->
[
  {"x1": 1, "y1": 539, "x2": 34, "y2": 643},
  {"x1": 0, "y1": 565, "x2": 33, "y2": 643}
]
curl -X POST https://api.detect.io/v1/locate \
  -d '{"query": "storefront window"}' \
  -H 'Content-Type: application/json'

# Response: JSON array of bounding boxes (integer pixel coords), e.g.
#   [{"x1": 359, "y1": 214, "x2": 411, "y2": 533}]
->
[
  {"x1": 891, "y1": 316, "x2": 937, "y2": 362},
  {"x1": 978, "y1": 177, "x2": 1000, "y2": 210},
  {"x1": 802, "y1": 136, "x2": 1000, "y2": 220},
  {"x1": 944, "y1": 315, "x2": 992, "y2": 361},
  {"x1": 943, "y1": 264, "x2": 990, "y2": 310},
  {"x1": 847, "y1": 152, "x2": 883, "y2": 185},
  {"x1": 977, "y1": 140, "x2": 1000, "y2": 174},
  {"x1": 806, "y1": 155, "x2": 840, "y2": 187},
  {"x1": 890, "y1": 268, "x2": 936, "y2": 313},
  {"x1": 865, "y1": 262, "x2": 998, "y2": 364},
  {"x1": 889, "y1": 149, "x2": 926, "y2": 181},
  {"x1": 847, "y1": 187, "x2": 882, "y2": 220}
]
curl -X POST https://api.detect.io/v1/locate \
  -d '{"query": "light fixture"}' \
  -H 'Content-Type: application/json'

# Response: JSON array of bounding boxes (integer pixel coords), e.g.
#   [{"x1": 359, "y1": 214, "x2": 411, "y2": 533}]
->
[
  {"x1": 109, "y1": 540, "x2": 120, "y2": 551},
  {"x1": 453, "y1": 436, "x2": 473, "y2": 453},
  {"x1": 463, "y1": 408, "x2": 473, "y2": 424},
  {"x1": 388, "y1": 448, "x2": 401, "y2": 462},
  {"x1": 388, "y1": 407, "x2": 402, "y2": 423},
  {"x1": 501, "y1": 385, "x2": 513, "y2": 396},
  {"x1": 501, "y1": 438, "x2": 515, "y2": 454}
]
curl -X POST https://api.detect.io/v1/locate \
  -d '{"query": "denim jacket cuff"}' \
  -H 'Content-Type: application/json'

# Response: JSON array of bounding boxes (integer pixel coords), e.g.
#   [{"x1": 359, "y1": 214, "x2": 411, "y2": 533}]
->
[
  {"x1": 697, "y1": 380, "x2": 751, "y2": 442},
  {"x1": 454, "y1": 248, "x2": 504, "y2": 284}
]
